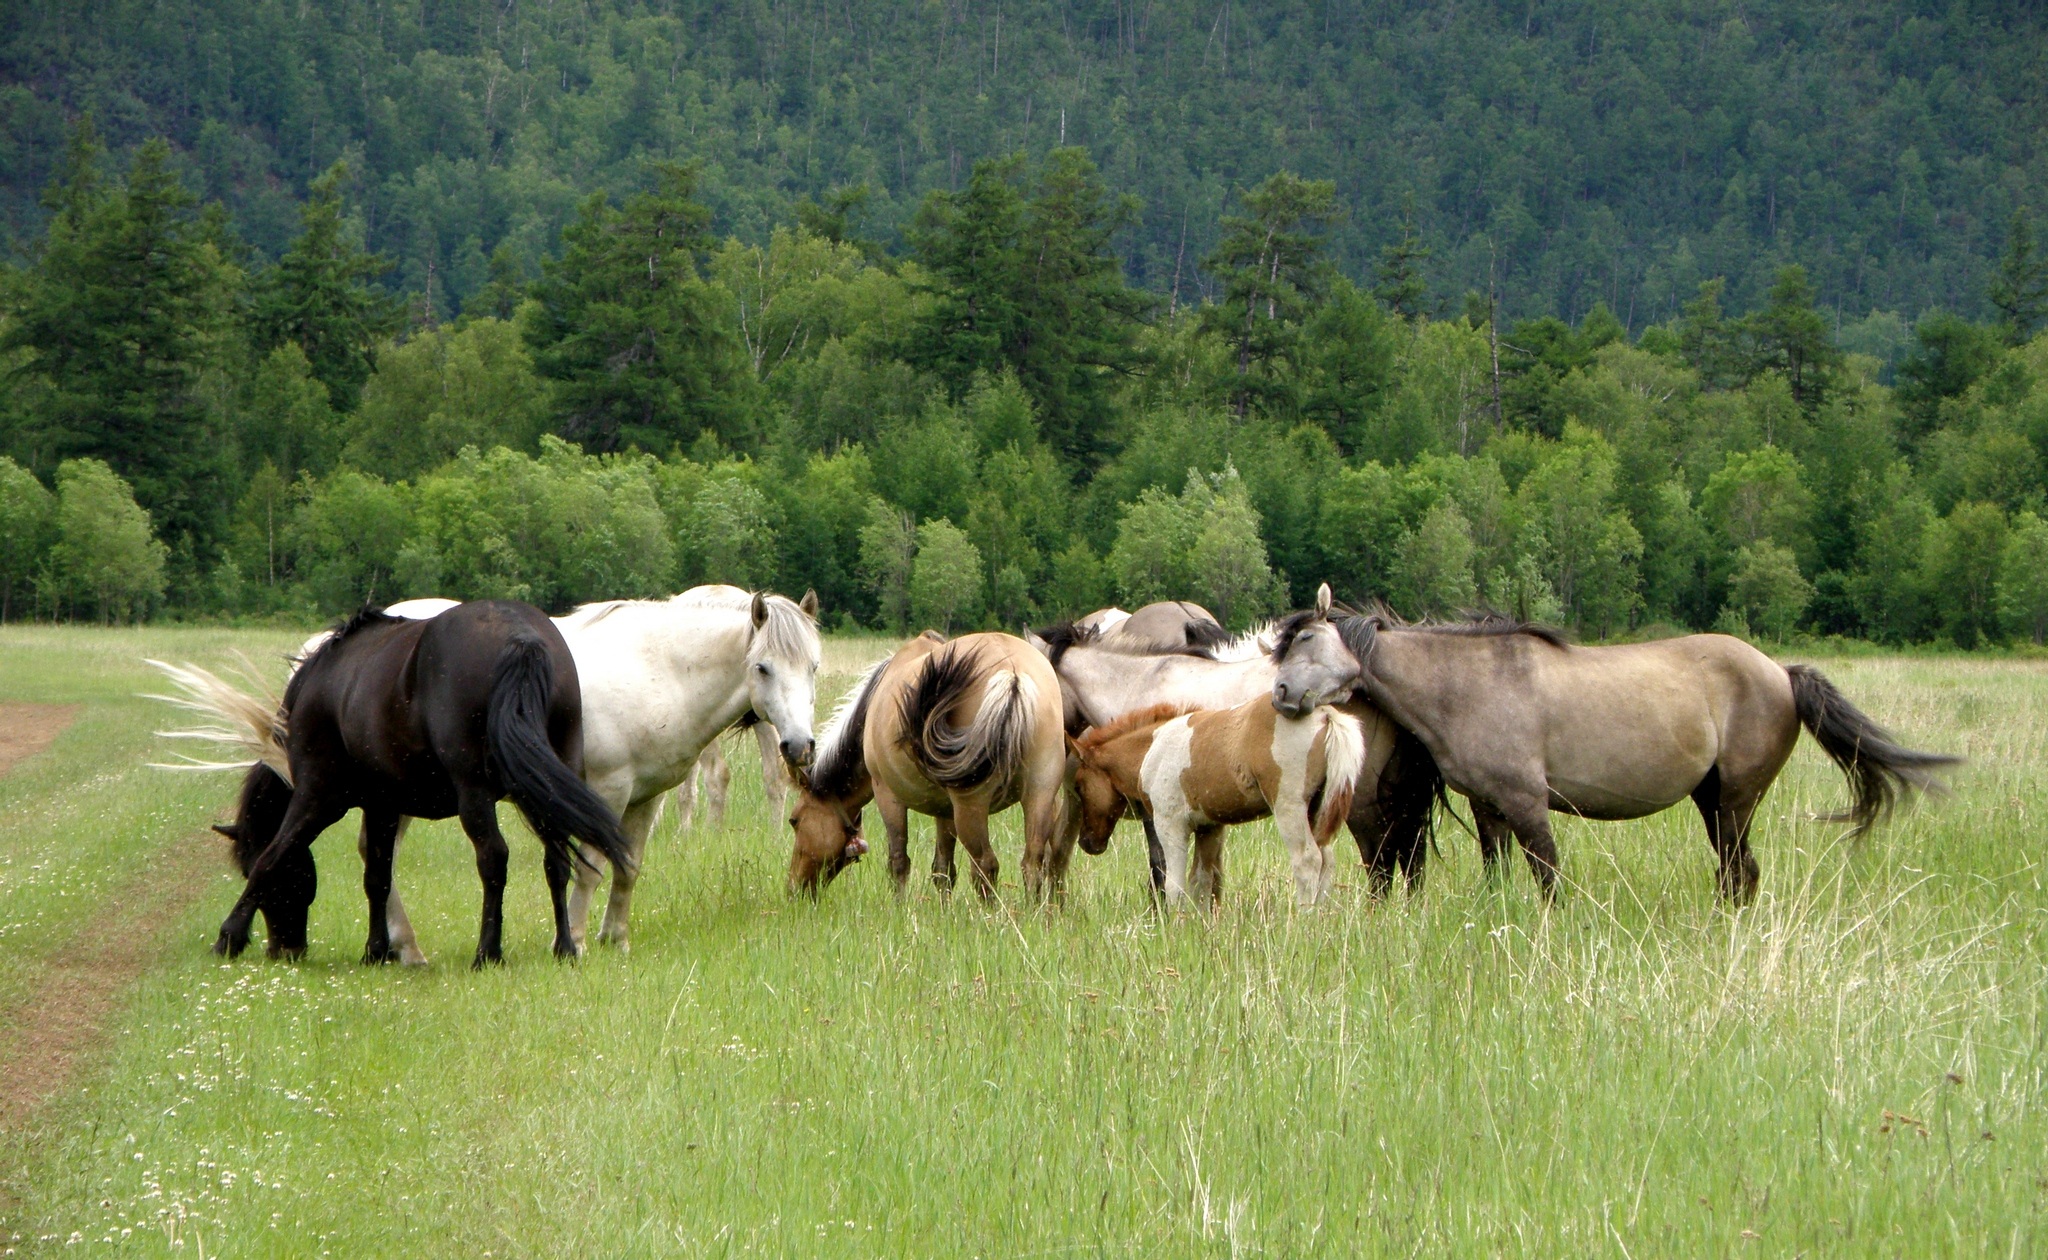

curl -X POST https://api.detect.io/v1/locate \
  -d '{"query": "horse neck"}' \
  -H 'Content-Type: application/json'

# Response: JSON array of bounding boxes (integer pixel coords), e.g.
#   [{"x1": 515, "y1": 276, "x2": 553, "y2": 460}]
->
[{"x1": 1357, "y1": 632, "x2": 1466, "y2": 739}]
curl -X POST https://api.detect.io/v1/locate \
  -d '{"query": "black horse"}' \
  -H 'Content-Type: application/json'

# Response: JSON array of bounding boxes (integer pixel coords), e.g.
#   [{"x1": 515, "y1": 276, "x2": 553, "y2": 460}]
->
[{"x1": 212, "y1": 601, "x2": 632, "y2": 967}]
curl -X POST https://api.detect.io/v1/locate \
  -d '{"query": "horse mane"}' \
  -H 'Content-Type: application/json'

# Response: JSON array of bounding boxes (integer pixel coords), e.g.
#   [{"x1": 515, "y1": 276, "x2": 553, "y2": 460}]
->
[
  {"x1": 807, "y1": 655, "x2": 889, "y2": 799},
  {"x1": 1032, "y1": 619, "x2": 1097, "y2": 666},
  {"x1": 1270, "y1": 600, "x2": 1567, "y2": 664},
  {"x1": 1035, "y1": 616, "x2": 1260, "y2": 664},
  {"x1": 1073, "y1": 703, "x2": 1192, "y2": 755}
]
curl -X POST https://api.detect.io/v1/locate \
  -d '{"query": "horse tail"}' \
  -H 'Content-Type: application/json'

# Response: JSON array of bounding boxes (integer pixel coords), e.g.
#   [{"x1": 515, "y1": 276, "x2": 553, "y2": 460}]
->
[
  {"x1": 1788, "y1": 664, "x2": 1960, "y2": 838},
  {"x1": 143, "y1": 658, "x2": 293, "y2": 785},
  {"x1": 1312, "y1": 708, "x2": 1368, "y2": 845},
  {"x1": 486, "y1": 636, "x2": 634, "y2": 876},
  {"x1": 902, "y1": 647, "x2": 1037, "y2": 798}
]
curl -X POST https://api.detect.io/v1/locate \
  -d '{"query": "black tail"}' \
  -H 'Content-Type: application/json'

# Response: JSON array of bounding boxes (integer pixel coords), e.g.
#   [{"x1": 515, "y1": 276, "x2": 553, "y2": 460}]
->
[
  {"x1": 898, "y1": 644, "x2": 1037, "y2": 797},
  {"x1": 1788, "y1": 664, "x2": 1960, "y2": 839},
  {"x1": 487, "y1": 636, "x2": 634, "y2": 875}
]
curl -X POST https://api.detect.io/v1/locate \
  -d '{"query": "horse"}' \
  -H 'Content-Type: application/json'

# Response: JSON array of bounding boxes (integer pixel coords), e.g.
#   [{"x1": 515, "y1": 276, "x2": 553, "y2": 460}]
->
[
  {"x1": 1069, "y1": 697, "x2": 1366, "y2": 910},
  {"x1": 787, "y1": 632, "x2": 1074, "y2": 900},
  {"x1": 1268, "y1": 585, "x2": 1961, "y2": 903},
  {"x1": 1033, "y1": 614, "x2": 1439, "y2": 896},
  {"x1": 159, "y1": 586, "x2": 821, "y2": 960},
  {"x1": 206, "y1": 602, "x2": 633, "y2": 967}
]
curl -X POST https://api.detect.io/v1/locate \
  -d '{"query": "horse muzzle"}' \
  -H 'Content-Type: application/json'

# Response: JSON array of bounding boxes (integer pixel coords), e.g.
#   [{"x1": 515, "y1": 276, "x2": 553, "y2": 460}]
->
[
  {"x1": 780, "y1": 735, "x2": 815, "y2": 769},
  {"x1": 1271, "y1": 683, "x2": 1313, "y2": 718}
]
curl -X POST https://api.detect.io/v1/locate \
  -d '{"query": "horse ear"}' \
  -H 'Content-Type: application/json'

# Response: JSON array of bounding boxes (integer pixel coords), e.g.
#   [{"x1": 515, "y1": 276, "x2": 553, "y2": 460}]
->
[
  {"x1": 751, "y1": 591, "x2": 769, "y2": 629},
  {"x1": 212, "y1": 823, "x2": 240, "y2": 841},
  {"x1": 1315, "y1": 582, "x2": 1333, "y2": 617},
  {"x1": 799, "y1": 588, "x2": 819, "y2": 618}
]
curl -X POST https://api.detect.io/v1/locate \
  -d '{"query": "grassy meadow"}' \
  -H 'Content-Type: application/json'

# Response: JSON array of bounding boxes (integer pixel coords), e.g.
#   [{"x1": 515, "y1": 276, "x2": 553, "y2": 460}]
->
[{"x1": 0, "y1": 625, "x2": 2043, "y2": 1255}]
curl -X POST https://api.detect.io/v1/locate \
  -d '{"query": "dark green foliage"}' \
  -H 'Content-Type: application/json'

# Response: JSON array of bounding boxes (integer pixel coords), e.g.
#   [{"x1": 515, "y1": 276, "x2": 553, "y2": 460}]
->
[
  {"x1": 524, "y1": 167, "x2": 761, "y2": 454},
  {"x1": 905, "y1": 150, "x2": 1150, "y2": 467},
  {"x1": 1, "y1": 128, "x2": 236, "y2": 558},
  {"x1": 1989, "y1": 211, "x2": 2048, "y2": 345},
  {"x1": 248, "y1": 162, "x2": 399, "y2": 414},
  {"x1": 1201, "y1": 173, "x2": 1342, "y2": 420}
]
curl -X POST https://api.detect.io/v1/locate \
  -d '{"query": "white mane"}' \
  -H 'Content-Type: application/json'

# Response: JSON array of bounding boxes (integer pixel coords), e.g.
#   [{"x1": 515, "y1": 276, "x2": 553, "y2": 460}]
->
[{"x1": 1204, "y1": 621, "x2": 1280, "y2": 663}]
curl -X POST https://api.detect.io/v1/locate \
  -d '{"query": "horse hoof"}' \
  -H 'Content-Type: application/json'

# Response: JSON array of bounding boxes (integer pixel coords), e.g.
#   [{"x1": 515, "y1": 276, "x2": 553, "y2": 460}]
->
[
  {"x1": 212, "y1": 933, "x2": 244, "y2": 959},
  {"x1": 398, "y1": 946, "x2": 429, "y2": 967},
  {"x1": 471, "y1": 952, "x2": 504, "y2": 970},
  {"x1": 268, "y1": 945, "x2": 307, "y2": 962}
]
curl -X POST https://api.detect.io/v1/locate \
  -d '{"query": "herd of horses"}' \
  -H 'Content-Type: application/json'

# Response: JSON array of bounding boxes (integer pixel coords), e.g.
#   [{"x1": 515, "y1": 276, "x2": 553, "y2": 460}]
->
[{"x1": 149, "y1": 582, "x2": 1959, "y2": 967}]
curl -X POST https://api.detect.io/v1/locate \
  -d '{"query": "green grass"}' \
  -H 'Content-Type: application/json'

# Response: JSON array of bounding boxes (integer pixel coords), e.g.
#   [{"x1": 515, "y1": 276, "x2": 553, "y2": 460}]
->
[{"x1": 2, "y1": 629, "x2": 2045, "y2": 1254}]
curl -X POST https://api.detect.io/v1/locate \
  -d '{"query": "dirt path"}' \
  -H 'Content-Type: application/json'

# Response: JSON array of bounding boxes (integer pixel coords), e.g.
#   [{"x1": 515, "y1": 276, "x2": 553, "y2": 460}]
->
[
  {"x1": 0, "y1": 703, "x2": 78, "y2": 780},
  {"x1": 0, "y1": 831, "x2": 222, "y2": 1140},
  {"x1": 0, "y1": 702, "x2": 224, "y2": 1163}
]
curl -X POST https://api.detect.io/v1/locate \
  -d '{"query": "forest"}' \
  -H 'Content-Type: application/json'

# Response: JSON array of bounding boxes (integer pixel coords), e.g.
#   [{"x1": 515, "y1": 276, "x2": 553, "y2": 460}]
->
[{"x1": 1, "y1": 1, "x2": 2046, "y2": 646}]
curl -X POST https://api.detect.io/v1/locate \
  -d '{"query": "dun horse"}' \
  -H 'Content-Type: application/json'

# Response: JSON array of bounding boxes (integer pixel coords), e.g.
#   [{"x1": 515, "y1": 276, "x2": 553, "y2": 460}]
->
[
  {"x1": 1069, "y1": 697, "x2": 1366, "y2": 909},
  {"x1": 203, "y1": 602, "x2": 633, "y2": 966},
  {"x1": 1270, "y1": 585, "x2": 1960, "y2": 902},
  {"x1": 787, "y1": 632, "x2": 1073, "y2": 899}
]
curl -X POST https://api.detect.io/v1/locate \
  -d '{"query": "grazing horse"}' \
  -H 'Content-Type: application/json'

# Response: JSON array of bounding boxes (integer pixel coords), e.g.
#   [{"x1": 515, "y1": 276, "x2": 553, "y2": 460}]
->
[
  {"x1": 1069, "y1": 697, "x2": 1366, "y2": 909},
  {"x1": 160, "y1": 586, "x2": 821, "y2": 961},
  {"x1": 1033, "y1": 616, "x2": 1439, "y2": 896},
  {"x1": 1269, "y1": 585, "x2": 1961, "y2": 903},
  {"x1": 787, "y1": 632, "x2": 1073, "y2": 899},
  {"x1": 208, "y1": 602, "x2": 632, "y2": 966}
]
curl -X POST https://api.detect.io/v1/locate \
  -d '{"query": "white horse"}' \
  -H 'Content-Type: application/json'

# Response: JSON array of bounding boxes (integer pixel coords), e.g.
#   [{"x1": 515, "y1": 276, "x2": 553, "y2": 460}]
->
[{"x1": 251, "y1": 587, "x2": 820, "y2": 961}]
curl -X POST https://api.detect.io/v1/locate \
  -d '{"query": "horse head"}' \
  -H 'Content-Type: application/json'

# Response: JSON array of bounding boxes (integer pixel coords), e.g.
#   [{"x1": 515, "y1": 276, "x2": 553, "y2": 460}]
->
[
  {"x1": 1270, "y1": 582, "x2": 1372, "y2": 718},
  {"x1": 745, "y1": 590, "x2": 825, "y2": 771},
  {"x1": 1065, "y1": 734, "x2": 1128, "y2": 855},
  {"x1": 221, "y1": 763, "x2": 317, "y2": 959},
  {"x1": 785, "y1": 788, "x2": 867, "y2": 895}
]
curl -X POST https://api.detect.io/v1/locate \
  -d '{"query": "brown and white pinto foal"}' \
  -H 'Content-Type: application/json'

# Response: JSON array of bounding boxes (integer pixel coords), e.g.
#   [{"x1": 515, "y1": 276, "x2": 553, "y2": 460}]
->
[{"x1": 1069, "y1": 696, "x2": 1367, "y2": 910}]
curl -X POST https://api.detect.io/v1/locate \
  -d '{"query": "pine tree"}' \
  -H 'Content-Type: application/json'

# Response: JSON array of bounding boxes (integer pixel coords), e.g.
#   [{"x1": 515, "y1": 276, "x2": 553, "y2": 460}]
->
[
  {"x1": 250, "y1": 161, "x2": 398, "y2": 413},
  {"x1": 1201, "y1": 172, "x2": 1343, "y2": 419},
  {"x1": 525, "y1": 164, "x2": 761, "y2": 453},
  {"x1": 2, "y1": 130, "x2": 238, "y2": 553},
  {"x1": 1988, "y1": 209, "x2": 2048, "y2": 346},
  {"x1": 1372, "y1": 205, "x2": 1431, "y2": 321},
  {"x1": 1746, "y1": 265, "x2": 1841, "y2": 412}
]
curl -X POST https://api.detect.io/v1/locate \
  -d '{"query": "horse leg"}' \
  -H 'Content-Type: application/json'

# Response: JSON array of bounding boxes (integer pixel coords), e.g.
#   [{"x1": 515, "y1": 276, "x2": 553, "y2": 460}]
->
[
  {"x1": 1275, "y1": 793, "x2": 1328, "y2": 911},
  {"x1": 754, "y1": 721, "x2": 787, "y2": 817},
  {"x1": 1141, "y1": 814, "x2": 1167, "y2": 898},
  {"x1": 1470, "y1": 799, "x2": 1516, "y2": 880},
  {"x1": 215, "y1": 789, "x2": 346, "y2": 960},
  {"x1": 361, "y1": 816, "x2": 427, "y2": 965},
  {"x1": 359, "y1": 808, "x2": 403, "y2": 965},
  {"x1": 1693, "y1": 767, "x2": 1764, "y2": 906},
  {"x1": 951, "y1": 800, "x2": 1000, "y2": 901},
  {"x1": 1189, "y1": 824, "x2": 1226, "y2": 910},
  {"x1": 1498, "y1": 799, "x2": 1561, "y2": 901},
  {"x1": 700, "y1": 740, "x2": 732, "y2": 828},
  {"x1": 876, "y1": 785, "x2": 913, "y2": 891},
  {"x1": 456, "y1": 794, "x2": 512, "y2": 968},
  {"x1": 1347, "y1": 805, "x2": 1397, "y2": 899},
  {"x1": 529, "y1": 821, "x2": 580, "y2": 958},
  {"x1": 1018, "y1": 781, "x2": 1070, "y2": 903},
  {"x1": 931, "y1": 814, "x2": 958, "y2": 893},
  {"x1": 1154, "y1": 805, "x2": 1195, "y2": 909},
  {"x1": 595, "y1": 797, "x2": 662, "y2": 952},
  {"x1": 1039, "y1": 784, "x2": 1081, "y2": 902}
]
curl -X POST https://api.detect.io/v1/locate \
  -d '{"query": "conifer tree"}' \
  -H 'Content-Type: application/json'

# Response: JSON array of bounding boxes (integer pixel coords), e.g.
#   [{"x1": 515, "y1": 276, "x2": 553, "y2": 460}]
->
[
  {"x1": 250, "y1": 161, "x2": 398, "y2": 414},
  {"x1": 1201, "y1": 172, "x2": 1342, "y2": 419},
  {"x1": 1988, "y1": 209, "x2": 2048, "y2": 346}
]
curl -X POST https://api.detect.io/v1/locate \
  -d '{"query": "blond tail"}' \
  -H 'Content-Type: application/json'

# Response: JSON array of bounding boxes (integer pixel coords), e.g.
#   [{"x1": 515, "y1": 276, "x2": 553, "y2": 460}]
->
[
  {"x1": 141, "y1": 656, "x2": 293, "y2": 785},
  {"x1": 1311, "y1": 707, "x2": 1366, "y2": 845}
]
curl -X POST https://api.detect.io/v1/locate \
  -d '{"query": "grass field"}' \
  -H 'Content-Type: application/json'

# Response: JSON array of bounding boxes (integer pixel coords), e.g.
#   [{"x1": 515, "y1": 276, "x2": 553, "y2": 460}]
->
[{"x1": 0, "y1": 625, "x2": 2043, "y2": 1255}]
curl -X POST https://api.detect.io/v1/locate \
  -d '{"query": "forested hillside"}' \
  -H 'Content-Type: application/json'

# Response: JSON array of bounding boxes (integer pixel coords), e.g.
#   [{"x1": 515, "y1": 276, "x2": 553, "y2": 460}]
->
[
  {"x1": 2, "y1": 2, "x2": 2048, "y2": 649},
  {"x1": 3, "y1": 1, "x2": 2043, "y2": 323}
]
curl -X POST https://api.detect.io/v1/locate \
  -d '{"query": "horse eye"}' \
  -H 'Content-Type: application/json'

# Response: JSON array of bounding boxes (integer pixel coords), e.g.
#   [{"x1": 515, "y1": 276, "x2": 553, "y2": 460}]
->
[{"x1": 755, "y1": 662, "x2": 771, "y2": 675}]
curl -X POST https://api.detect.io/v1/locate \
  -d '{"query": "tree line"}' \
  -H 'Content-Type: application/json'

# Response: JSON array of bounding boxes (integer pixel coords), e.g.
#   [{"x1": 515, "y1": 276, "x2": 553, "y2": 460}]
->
[{"x1": 4, "y1": 120, "x2": 2048, "y2": 650}]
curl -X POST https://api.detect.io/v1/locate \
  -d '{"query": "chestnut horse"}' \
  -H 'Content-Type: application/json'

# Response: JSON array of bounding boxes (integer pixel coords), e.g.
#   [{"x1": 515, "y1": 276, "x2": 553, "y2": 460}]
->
[
  {"x1": 1269, "y1": 585, "x2": 1960, "y2": 903},
  {"x1": 787, "y1": 632, "x2": 1073, "y2": 899},
  {"x1": 1069, "y1": 698, "x2": 1365, "y2": 909}
]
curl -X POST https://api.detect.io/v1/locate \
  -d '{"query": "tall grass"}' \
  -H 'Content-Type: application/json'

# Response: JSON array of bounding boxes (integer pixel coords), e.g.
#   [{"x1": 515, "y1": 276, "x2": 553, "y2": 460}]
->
[{"x1": 2, "y1": 631, "x2": 2042, "y2": 1255}]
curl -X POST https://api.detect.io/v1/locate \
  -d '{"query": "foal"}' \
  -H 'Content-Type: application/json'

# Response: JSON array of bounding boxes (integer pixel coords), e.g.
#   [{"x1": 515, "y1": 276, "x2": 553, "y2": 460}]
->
[{"x1": 1069, "y1": 696, "x2": 1366, "y2": 910}]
